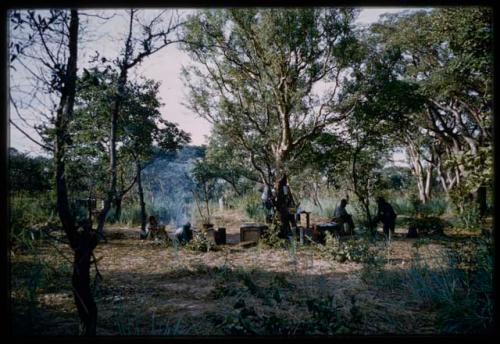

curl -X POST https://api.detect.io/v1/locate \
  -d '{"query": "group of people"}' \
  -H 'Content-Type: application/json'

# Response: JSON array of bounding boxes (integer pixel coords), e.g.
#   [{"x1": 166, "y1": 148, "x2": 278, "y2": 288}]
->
[
  {"x1": 332, "y1": 196, "x2": 397, "y2": 236},
  {"x1": 260, "y1": 173, "x2": 398, "y2": 238}
]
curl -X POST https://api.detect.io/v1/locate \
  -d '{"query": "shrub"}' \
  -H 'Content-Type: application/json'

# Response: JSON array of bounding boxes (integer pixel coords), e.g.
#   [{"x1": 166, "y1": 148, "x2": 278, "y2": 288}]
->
[
  {"x1": 221, "y1": 294, "x2": 353, "y2": 335},
  {"x1": 392, "y1": 197, "x2": 414, "y2": 216},
  {"x1": 408, "y1": 217, "x2": 449, "y2": 236},
  {"x1": 9, "y1": 193, "x2": 57, "y2": 249},
  {"x1": 260, "y1": 223, "x2": 287, "y2": 249},
  {"x1": 420, "y1": 198, "x2": 449, "y2": 217},
  {"x1": 185, "y1": 231, "x2": 214, "y2": 252},
  {"x1": 457, "y1": 204, "x2": 482, "y2": 231},
  {"x1": 119, "y1": 203, "x2": 143, "y2": 225},
  {"x1": 320, "y1": 233, "x2": 372, "y2": 263},
  {"x1": 233, "y1": 192, "x2": 267, "y2": 223}
]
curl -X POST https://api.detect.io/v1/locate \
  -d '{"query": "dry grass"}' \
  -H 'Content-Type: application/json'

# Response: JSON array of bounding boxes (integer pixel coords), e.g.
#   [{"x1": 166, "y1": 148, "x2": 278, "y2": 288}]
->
[{"x1": 11, "y1": 208, "x2": 483, "y2": 336}]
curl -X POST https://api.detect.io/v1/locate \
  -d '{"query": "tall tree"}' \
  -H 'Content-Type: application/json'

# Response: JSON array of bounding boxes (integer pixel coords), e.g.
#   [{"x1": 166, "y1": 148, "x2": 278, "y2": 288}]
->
[
  {"x1": 10, "y1": 9, "x2": 99, "y2": 335},
  {"x1": 370, "y1": 8, "x2": 493, "y2": 213},
  {"x1": 94, "y1": 9, "x2": 185, "y2": 235},
  {"x1": 182, "y1": 8, "x2": 361, "y2": 233}
]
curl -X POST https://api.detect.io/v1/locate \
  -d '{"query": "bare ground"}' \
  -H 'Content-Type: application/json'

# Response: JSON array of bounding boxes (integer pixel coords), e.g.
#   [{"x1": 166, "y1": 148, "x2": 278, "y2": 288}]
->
[{"x1": 11, "y1": 209, "x2": 476, "y2": 336}]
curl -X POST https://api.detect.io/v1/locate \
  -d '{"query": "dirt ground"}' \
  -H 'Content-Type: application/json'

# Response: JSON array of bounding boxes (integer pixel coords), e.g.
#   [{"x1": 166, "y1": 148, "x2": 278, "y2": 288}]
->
[{"x1": 11, "y1": 209, "x2": 477, "y2": 336}]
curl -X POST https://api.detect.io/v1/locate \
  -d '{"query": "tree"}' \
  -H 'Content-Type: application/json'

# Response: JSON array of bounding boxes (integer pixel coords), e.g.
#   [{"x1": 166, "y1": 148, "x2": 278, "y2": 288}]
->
[
  {"x1": 10, "y1": 9, "x2": 99, "y2": 335},
  {"x1": 119, "y1": 77, "x2": 190, "y2": 231},
  {"x1": 182, "y1": 8, "x2": 362, "y2": 234},
  {"x1": 94, "y1": 9, "x2": 185, "y2": 235},
  {"x1": 8, "y1": 148, "x2": 52, "y2": 195},
  {"x1": 370, "y1": 8, "x2": 493, "y2": 214}
]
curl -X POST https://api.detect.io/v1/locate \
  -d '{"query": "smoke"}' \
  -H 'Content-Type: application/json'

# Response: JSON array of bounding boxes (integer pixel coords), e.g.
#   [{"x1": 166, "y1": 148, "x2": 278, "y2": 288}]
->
[{"x1": 141, "y1": 146, "x2": 203, "y2": 227}]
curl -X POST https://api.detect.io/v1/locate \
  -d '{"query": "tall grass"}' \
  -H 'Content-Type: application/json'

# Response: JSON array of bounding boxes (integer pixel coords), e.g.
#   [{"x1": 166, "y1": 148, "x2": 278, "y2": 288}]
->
[
  {"x1": 299, "y1": 197, "x2": 339, "y2": 218},
  {"x1": 233, "y1": 192, "x2": 267, "y2": 223},
  {"x1": 363, "y1": 237, "x2": 494, "y2": 334},
  {"x1": 392, "y1": 196, "x2": 450, "y2": 217},
  {"x1": 9, "y1": 193, "x2": 58, "y2": 247}
]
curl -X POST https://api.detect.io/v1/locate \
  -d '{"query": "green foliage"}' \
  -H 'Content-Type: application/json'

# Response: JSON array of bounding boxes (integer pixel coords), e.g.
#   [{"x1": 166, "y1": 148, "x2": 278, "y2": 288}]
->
[
  {"x1": 222, "y1": 290, "x2": 355, "y2": 335},
  {"x1": 9, "y1": 148, "x2": 52, "y2": 194},
  {"x1": 456, "y1": 204, "x2": 483, "y2": 231},
  {"x1": 394, "y1": 194, "x2": 449, "y2": 218},
  {"x1": 408, "y1": 217, "x2": 448, "y2": 236},
  {"x1": 319, "y1": 232, "x2": 372, "y2": 263},
  {"x1": 9, "y1": 193, "x2": 58, "y2": 248},
  {"x1": 185, "y1": 231, "x2": 214, "y2": 252},
  {"x1": 234, "y1": 192, "x2": 267, "y2": 223},
  {"x1": 182, "y1": 8, "x2": 361, "y2": 185},
  {"x1": 260, "y1": 223, "x2": 286, "y2": 249},
  {"x1": 404, "y1": 238, "x2": 493, "y2": 333},
  {"x1": 421, "y1": 198, "x2": 449, "y2": 217},
  {"x1": 392, "y1": 197, "x2": 414, "y2": 216}
]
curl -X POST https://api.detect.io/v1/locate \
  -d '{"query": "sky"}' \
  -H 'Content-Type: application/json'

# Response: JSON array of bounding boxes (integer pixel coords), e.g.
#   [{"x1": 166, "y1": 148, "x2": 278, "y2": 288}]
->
[{"x1": 8, "y1": 7, "x2": 420, "y2": 162}]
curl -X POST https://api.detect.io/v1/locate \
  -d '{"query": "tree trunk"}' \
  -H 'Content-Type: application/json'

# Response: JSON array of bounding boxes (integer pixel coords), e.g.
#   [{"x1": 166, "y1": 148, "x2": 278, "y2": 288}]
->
[
  {"x1": 362, "y1": 197, "x2": 373, "y2": 234},
  {"x1": 54, "y1": 10, "x2": 97, "y2": 336},
  {"x1": 137, "y1": 160, "x2": 147, "y2": 232},
  {"x1": 114, "y1": 197, "x2": 122, "y2": 223},
  {"x1": 72, "y1": 227, "x2": 97, "y2": 335},
  {"x1": 423, "y1": 164, "x2": 433, "y2": 202},
  {"x1": 474, "y1": 185, "x2": 488, "y2": 218}
]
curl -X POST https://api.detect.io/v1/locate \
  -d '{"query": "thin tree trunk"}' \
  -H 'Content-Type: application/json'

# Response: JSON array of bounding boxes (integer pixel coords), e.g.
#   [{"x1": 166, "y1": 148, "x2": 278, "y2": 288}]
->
[
  {"x1": 114, "y1": 197, "x2": 122, "y2": 223},
  {"x1": 137, "y1": 160, "x2": 147, "y2": 232},
  {"x1": 474, "y1": 185, "x2": 488, "y2": 218},
  {"x1": 95, "y1": 11, "x2": 133, "y2": 235},
  {"x1": 54, "y1": 10, "x2": 97, "y2": 336},
  {"x1": 424, "y1": 164, "x2": 433, "y2": 202}
]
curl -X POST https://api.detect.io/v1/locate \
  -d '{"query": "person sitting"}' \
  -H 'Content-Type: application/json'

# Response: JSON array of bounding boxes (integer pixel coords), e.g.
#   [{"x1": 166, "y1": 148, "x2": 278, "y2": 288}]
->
[
  {"x1": 374, "y1": 196, "x2": 397, "y2": 236},
  {"x1": 175, "y1": 222, "x2": 193, "y2": 244},
  {"x1": 332, "y1": 199, "x2": 355, "y2": 235},
  {"x1": 147, "y1": 215, "x2": 167, "y2": 240}
]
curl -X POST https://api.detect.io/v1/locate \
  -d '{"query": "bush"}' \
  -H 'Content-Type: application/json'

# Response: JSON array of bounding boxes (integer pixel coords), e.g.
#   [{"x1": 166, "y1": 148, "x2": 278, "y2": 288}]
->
[
  {"x1": 457, "y1": 204, "x2": 482, "y2": 230},
  {"x1": 185, "y1": 231, "x2": 214, "y2": 252},
  {"x1": 260, "y1": 223, "x2": 287, "y2": 249},
  {"x1": 221, "y1": 294, "x2": 354, "y2": 335},
  {"x1": 319, "y1": 233, "x2": 372, "y2": 263},
  {"x1": 10, "y1": 193, "x2": 57, "y2": 248},
  {"x1": 233, "y1": 192, "x2": 267, "y2": 223},
  {"x1": 420, "y1": 198, "x2": 449, "y2": 217},
  {"x1": 408, "y1": 217, "x2": 449, "y2": 236},
  {"x1": 392, "y1": 197, "x2": 414, "y2": 216},
  {"x1": 119, "y1": 203, "x2": 143, "y2": 225}
]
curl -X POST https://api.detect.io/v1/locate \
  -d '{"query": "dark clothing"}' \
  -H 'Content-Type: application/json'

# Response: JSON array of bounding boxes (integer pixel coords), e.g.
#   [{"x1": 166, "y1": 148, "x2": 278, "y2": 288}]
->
[
  {"x1": 333, "y1": 205, "x2": 355, "y2": 235},
  {"x1": 175, "y1": 223, "x2": 193, "y2": 244},
  {"x1": 276, "y1": 177, "x2": 297, "y2": 238},
  {"x1": 376, "y1": 201, "x2": 397, "y2": 235}
]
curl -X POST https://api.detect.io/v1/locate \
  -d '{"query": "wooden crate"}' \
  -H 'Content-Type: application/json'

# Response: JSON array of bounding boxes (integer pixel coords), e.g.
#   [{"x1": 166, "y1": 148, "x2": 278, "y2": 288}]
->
[{"x1": 240, "y1": 223, "x2": 268, "y2": 242}]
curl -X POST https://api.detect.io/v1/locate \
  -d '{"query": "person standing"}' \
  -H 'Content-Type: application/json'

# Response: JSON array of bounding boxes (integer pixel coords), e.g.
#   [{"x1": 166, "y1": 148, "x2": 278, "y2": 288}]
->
[
  {"x1": 275, "y1": 174, "x2": 297, "y2": 239},
  {"x1": 375, "y1": 196, "x2": 397, "y2": 236}
]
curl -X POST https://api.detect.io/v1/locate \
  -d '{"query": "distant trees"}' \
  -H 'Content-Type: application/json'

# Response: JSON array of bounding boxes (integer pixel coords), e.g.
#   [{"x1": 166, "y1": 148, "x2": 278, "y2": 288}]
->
[{"x1": 8, "y1": 148, "x2": 52, "y2": 194}]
